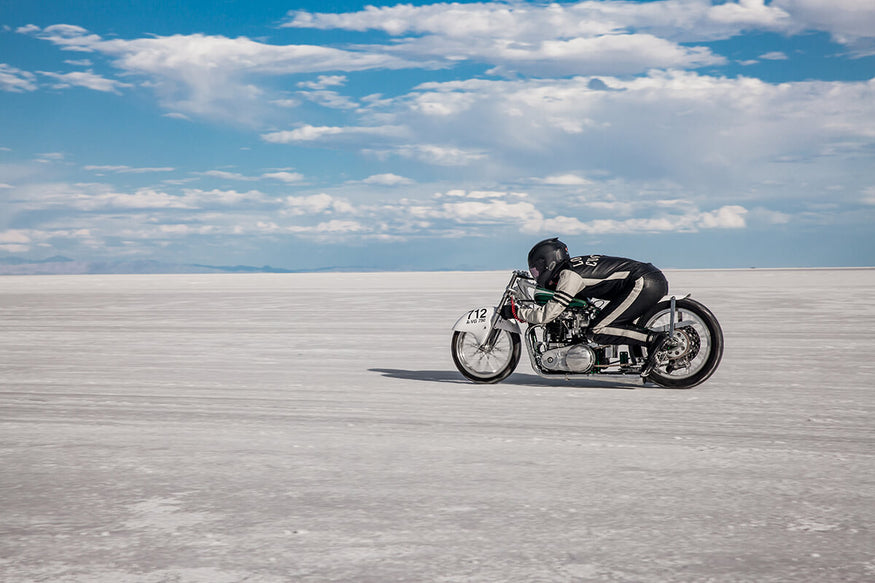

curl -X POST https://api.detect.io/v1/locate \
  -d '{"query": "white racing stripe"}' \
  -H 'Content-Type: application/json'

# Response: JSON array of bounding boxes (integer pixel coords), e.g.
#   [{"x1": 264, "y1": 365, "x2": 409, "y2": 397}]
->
[{"x1": 591, "y1": 276, "x2": 650, "y2": 343}]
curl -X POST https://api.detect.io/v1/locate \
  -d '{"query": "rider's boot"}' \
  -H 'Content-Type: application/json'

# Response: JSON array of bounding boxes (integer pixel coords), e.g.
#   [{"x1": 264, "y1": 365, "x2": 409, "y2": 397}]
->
[{"x1": 640, "y1": 332, "x2": 670, "y2": 378}]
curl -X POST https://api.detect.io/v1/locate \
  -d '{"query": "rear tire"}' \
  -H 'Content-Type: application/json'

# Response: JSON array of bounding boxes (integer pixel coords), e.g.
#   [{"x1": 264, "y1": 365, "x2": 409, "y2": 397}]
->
[
  {"x1": 452, "y1": 329, "x2": 521, "y2": 384},
  {"x1": 642, "y1": 298, "x2": 723, "y2": 389}
]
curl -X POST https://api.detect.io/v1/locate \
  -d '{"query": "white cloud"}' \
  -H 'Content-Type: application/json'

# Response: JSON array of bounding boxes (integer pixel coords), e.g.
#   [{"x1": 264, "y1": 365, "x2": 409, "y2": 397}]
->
[
  {"x1": 287, "y1": 219, "x2": 365, "y2": 234},
  {"x1": 361, "y1": 173, "x2": 414, "y2": 186},
  {"x1": 297, "y1": 75, "x2": 347, "y2": 90},
  {"x1": 263, "y1": 171, "x2": 304, "y2": 183},
  {"x1": 708, "y1": 0, "x2": 792, "y2": 28},
  {"x1": 522, "y1": 205, "x2": 750, "y2": 236},
  {"x1": 281, "y1": 1, "x2": 818, "y2": 44},
  {"x1": 35, "y1": 152, "x2": 66, "y2": 163},
  {"x1": 0, "y1": 229, "x2": 31, "y2": 244},
  {"x1": 263, "y1": 126, "x2": 344, "y2": 142},
  {"x1": 697, "y1": 205, "x2": 748, "y2": 229},
  {"x1": 375, "y1": 72, "x2": 875, "y2": 192},
  {"x1": 774, "y1": 0, "x2": 875, "y2": 54},
  {"x1": 20, "y1": 25, "x2": 422, "y2": 121},
  {"x1": 0, "y1": 63, "x2": 37, "y2": 92},
  {"x1": 440, "y1": 199, "x2": 542, "y2": 223},
  {"x1": 541, "y1": 174, "x2": 591, "y2": 186},
  {"x1": 405, "y1": 188, "x2": 752, "y2": 237},
  {"x1": 38, "y1": 70, "x2": 132, "y2": 93},
  {"x1": 73, "y1": 188, "x2": 193, "y2": 210},
  {"x1": 181, "y1": 188, "x2": 271, "y2": 208},
  {"x1": 261, "y1": 124, "x2": 406, "y2": 143},
  {"x1": 297, "y1": 89, "x2": 358, "y2": 110},
  {"x1": 419, "y1": 33, "x2": 724, "y2": 77},
  {"x1": 163, "y1": 112, "x2": 191, "y2": 121},
  {"x1": 284, "y1": 193, "x2": 353, "y2": 215},
  {"x1": 759, "y1": 51, "x2": 789, "y2": 60},
  {"x1": 84, "y1": 165, "x2": 175, "y2": 174},
  {"x1": 23, "y1": 184, "x2": 274, "y2": 211},
  {"x1": 199, "y1": 170, "x2": 257, "y2": 181},
  {"x1": 387, "y1": 144, "x2": 487, "y2": 166},
  {"x1": 281, "y1": 1, "x2": 804, "y2": 76},
  {"x1": 281, "y1": 0, "x2": 875, "y2": 72},
  {"x1": 270, "y1": 98, "x2": 299, "y2": 109}
]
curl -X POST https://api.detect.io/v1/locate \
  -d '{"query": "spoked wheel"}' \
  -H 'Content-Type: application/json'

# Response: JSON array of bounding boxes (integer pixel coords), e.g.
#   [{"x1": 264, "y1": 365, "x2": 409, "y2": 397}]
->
[
  {"x1": 452, "y1": 329, "x2": 521, "y2": 384},
  {"x1": 642, "y1": 298, "x2": 723, "y2": 389}
]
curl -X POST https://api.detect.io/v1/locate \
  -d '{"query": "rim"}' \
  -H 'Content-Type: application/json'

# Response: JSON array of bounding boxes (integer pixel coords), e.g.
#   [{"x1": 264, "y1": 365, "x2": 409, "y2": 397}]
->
[
  {"x1": 645, "y1": 307, "x2": 713, "y2": 380},
  {"x1": 455, "y1": 330, "x2": 514, "y2": 378}
]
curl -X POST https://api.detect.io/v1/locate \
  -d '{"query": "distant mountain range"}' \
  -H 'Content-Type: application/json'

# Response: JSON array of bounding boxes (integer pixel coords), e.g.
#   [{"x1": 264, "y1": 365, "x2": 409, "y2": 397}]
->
[{"x1": 0, "y1": 256, "x2": 295, "y2": 275}]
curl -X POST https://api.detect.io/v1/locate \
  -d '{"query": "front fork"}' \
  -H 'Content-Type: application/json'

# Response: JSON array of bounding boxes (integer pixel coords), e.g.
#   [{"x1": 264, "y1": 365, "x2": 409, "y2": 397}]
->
[{"x1": 482, "y1": 271, "x2": 526, "y2": 350}]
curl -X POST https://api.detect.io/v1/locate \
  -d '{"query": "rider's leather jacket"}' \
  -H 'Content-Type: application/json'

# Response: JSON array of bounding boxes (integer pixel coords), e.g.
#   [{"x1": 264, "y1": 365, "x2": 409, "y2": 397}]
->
[{"x1": 514, "y1": 255, "x2": 660, "y2": 324}]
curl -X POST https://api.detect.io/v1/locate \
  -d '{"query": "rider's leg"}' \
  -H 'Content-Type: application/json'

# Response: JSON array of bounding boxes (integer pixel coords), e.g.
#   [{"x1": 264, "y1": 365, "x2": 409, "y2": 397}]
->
[{"x1": 588, "y1": 272, "x2": 668, "y2": 347}]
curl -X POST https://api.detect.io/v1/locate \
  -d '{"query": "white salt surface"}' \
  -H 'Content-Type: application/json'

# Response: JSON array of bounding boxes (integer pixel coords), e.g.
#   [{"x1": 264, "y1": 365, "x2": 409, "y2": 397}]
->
[{"x1": 1, "y1": 269, "x2": 874, "y2": 582}]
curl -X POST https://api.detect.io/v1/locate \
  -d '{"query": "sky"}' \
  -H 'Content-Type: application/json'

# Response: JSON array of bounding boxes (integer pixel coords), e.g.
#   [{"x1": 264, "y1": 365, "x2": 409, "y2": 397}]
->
[{"x1": 1, "y1": 0, "x2": 874, "y2": 271}]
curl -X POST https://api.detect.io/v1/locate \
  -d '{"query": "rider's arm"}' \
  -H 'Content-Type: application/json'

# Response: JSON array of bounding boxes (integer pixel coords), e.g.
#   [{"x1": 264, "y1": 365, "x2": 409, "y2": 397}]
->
[{"x1": 514, "y1": 269, "x2": 586, "y2": 324}]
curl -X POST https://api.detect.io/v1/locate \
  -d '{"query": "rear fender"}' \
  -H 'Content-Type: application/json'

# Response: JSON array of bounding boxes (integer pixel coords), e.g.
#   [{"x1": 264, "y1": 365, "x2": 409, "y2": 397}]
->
[{"x1": 452, "y1": 306, "x2": 521, "y2": 345}]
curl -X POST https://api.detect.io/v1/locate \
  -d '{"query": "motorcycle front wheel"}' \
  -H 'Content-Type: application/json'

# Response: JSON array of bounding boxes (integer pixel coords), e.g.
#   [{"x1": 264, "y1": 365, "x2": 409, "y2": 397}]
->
[
  {"x1": 642, "y1": 298, "x2": 724, "y2": 389},
  {"x1": 452, "y1": 329, "x2": 521, "y2": 384}
]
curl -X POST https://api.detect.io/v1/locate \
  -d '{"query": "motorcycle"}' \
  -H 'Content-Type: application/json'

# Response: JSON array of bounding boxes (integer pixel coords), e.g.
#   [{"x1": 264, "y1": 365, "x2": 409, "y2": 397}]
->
[{"x1": 451, "y1": 270, "x2": 723, "y2": 389}]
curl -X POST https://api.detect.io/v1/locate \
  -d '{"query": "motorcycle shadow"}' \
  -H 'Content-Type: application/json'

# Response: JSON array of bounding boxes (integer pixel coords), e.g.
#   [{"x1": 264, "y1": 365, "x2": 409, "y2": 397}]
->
[{"x1": 368, "y1": 368, "x2": 638, "y2": 390}]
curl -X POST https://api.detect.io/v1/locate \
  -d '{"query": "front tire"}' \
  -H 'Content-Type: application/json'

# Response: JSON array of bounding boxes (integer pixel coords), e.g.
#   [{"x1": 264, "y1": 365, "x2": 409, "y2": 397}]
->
[
  {"x1": 642, "y1": 298, "x2": 723, "y2": 389},
  {"x1": 452, "y1": 329, "x2": 521, "y2": 384}
]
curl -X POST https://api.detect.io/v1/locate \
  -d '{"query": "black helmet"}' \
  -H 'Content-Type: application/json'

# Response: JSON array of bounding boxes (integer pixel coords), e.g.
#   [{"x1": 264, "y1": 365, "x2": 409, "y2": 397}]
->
[{"x1": 527, "y1": 237, "x2": 570, "y2": 288}]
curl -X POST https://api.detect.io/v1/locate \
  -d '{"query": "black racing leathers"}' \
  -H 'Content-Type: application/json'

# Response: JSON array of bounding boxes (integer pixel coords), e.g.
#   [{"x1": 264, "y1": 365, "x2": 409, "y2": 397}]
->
[{"x1": 514, "y1": 254, "x2": 668, "y2": 346}]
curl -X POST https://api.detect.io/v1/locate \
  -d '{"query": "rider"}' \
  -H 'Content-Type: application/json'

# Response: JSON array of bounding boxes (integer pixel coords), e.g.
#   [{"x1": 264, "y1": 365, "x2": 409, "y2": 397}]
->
[{"x1": 500, "y1": 237, "x2": 671, "y2": 376}]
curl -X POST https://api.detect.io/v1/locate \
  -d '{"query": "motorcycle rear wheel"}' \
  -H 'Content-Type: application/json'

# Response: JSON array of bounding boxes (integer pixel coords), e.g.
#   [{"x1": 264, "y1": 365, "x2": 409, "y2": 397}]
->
[
  {"x1": 452, "y1": 329, "x2": 521, "y2": 384},
  {"x1": 642, "y1": 298, "x2": 724, "y2": 389}
]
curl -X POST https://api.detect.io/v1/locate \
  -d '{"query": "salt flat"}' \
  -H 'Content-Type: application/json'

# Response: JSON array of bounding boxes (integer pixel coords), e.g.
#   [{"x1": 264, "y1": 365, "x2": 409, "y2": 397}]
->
[{"x1": 1, "y1": 269, "x2": 874, "y2": 582}]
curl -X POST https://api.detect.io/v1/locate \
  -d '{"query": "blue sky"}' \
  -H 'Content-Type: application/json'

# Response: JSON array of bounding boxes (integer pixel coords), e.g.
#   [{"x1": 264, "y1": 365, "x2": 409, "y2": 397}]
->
[{"x1": 1, "y1": 0, "x2": 874, "y2": 270}]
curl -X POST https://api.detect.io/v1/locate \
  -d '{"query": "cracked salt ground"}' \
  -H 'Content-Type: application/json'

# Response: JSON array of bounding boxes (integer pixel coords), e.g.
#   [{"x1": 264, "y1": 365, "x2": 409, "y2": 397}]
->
[{"x1": 1, "y1": 269, "x2": 874, "y2": 582}]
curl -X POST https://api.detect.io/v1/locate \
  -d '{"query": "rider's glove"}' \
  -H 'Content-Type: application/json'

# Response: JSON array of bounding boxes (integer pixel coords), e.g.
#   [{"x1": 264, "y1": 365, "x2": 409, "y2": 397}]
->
[{"x1": 500, "y1": 298, "x2": 524, "y2": 321}]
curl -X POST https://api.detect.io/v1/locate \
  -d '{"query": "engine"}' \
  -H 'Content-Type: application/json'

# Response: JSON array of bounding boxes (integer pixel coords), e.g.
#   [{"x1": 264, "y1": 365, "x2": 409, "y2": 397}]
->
[
  {"x1": 539, "y1": 343, "x2": 597, "y2": 373},
  {"x1": 537, "y1": 310, "x2": 597, "y2": 373},
  {"x1": 544, "y1": 310, "x2": 590, "y2": 344}
]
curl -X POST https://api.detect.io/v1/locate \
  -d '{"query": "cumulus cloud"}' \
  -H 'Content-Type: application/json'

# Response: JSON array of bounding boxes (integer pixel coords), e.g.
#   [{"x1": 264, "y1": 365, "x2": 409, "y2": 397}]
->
[
  {"x1": 18, "y1": 25, "x2": 422, "y2": 121},
  {"x1": 72, "y1": 188, "x2": 193, "y2": 211},
  {"x1": 407, "y1": 188, "x2": 751, "y2": 236},
  {"x1": 774, "y1": 0, "x2": 875, "y2": 54},
  {"x1": 9, "y1": 3, "x2": 875, "y2": 257},
  {"x1": 282, "y1": 0, "x2": 875, "y2": 72},
  {"x1": 282, "y1": 0, "x2": 873, "y2": 48},
  {"x1": 283, "y1": 193, "x2": 354, "y2": 215},
  {"x1": 523, "y1": 205, "x2": 750, "y2": 236},
  {"x1": 374, "y1": 72, "x2": 875, "y2": 191}
]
